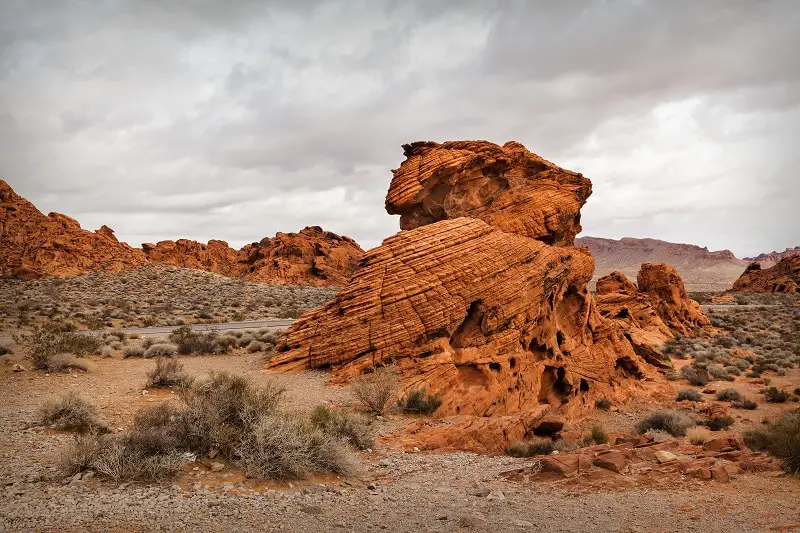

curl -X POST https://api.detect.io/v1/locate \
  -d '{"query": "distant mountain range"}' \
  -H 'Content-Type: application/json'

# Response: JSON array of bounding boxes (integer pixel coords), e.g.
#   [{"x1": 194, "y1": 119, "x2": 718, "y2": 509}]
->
[
  {"x1": 743, "y1": 247, "x2": 800, "y2": 268},
  {"x1": 575, "y1": 236, "x2": 756, "y2": 292}
]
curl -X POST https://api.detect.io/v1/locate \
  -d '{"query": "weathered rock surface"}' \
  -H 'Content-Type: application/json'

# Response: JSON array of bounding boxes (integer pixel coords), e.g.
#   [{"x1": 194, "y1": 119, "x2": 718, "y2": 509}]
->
[
  {"x1": 0, "y1": 179, "x2": 146, "y2": 279},
  {"x1": 576, "y1": 236, "x2": 747, "y2": 291},
  {"x1": 730, "y1": 256, "x2": 800, "y2": 293},
  {"x1": 268, "y1": 141, "x2": 672, "y2": 450},
  {"x1": 386, "y1": 141, "x2": 591, "y2": 246},
  {"x1": 744, "y1": 246, "x2": 800, "y2": 268},
  {"x1": 0, "y1": 179, "x2": 363, "y2": 286},
  {"x1": 143, "y1": 226, "x2": 363, "y2": 287},
  {"x1": 595, "y1": 265, "x2": 711, "y2": 365}
]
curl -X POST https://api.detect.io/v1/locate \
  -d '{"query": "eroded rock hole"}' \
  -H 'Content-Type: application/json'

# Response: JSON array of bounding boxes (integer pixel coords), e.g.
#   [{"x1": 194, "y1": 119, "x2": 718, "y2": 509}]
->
[
  {"x1": 580, "y1": 379, "x2": 589, "y2": 392},
  {"x1": 509, "y1": 357, "x2": 516, "y2": 369},
  {"x1": 450, "y1": 300, "x2": 488, "y2": 349},
  {"x1": 538, "y1": 365, "x2": 572, "y2": 405},
  {"x1": 489, "y1": 362, "x2": 501, "y2": 372},
  {"x1": 615, "y1": 356, "x2": 644, "y2": 379}
]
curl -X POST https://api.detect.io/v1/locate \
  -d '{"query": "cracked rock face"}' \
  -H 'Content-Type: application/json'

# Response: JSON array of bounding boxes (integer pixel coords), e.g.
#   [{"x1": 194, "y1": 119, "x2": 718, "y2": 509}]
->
[
  {"x1": 731, "y1": 256, "x2": 800, "y2": 293},
  {"x1": 268, "y1": 140, "x2": 690, "y2": 451}
]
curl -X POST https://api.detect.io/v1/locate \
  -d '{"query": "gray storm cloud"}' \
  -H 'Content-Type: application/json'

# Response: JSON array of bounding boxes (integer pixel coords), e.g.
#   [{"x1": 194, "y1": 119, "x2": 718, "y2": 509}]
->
[{"x1": 0, "y1": 0, "x2": 797, "y2": 256}]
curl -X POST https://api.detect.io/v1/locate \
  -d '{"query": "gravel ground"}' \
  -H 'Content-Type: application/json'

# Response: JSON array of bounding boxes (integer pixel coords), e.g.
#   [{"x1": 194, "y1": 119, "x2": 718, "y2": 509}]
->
[{"x1": 2, "y1": 355, "x2": 800, "y2": 532}]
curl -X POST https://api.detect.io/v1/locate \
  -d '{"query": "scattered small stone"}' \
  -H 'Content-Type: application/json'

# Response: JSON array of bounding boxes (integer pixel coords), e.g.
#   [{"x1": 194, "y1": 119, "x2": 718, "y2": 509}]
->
[
  {"x1": 12, "y1": 364, "x2": 25, "y2": 372},
  {"x1": 654, "y1": 451, "x2": 679, "y2": 464},
  {"x1": 474, "y1": 488, "x2": 490, "y2": 497},
  {"x1": 366, "y1": 482, "x2": 377, "y2": 491},
  {"x1": 210, "y1": 462, "x2": 225, "y2": 472}
]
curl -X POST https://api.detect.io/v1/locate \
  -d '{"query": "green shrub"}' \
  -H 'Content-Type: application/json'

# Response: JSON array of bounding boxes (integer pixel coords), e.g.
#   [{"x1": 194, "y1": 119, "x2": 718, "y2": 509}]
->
[
  {"x1": 743, "y1": 412, "x2": 800, "y2": 474},
  {"x1": 169, "y1": 326, "x2": 220, "y2": 355},
  {"x1": 36, "y1": 391, "x2": 109, "y2": 433},
  {"x1": 637, "y1": 410, "x2": 694, "y2": 437},
  {"x1": 582, "y1": 426, "x2": 609, "y2": 446},
  {"x1": 352, "y1": 366, "x2": 398, "y2": 415},
  {"x1": 716, "y1": 388, "x2": 743, "y2": 402},
  {"x1": 764, "y1": 387, "x2": 790, "y2": 403},
  {"x1": 681, "y1": 367, "x2": 709, "y2": 387},
  {"x1": 506, "y1": 438, "x2": 554, "y2": 457},
  {"x1": 676, "y1": 389, "x2": 702, "y2": 402},
  {"x1": 398, "y1": 387, "x2": 442, "y2": 415}
]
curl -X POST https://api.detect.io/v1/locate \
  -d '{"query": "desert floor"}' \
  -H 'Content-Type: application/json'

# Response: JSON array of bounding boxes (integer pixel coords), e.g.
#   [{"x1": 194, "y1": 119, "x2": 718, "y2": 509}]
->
[{"x1": 1, "y1": 347, "x2": 799, "y2": 533}]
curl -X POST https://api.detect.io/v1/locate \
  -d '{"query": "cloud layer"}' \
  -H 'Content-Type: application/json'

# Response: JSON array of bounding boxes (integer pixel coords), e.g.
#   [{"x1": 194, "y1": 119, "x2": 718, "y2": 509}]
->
[{"x1": 1, "y1": 0, "x2": 798, "y2": 256}]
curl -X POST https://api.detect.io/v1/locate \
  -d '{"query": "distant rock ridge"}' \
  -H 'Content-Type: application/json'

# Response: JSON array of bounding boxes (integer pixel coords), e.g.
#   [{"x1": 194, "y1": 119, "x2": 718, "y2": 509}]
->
[
  {"x1": 0, "y1": 179, "x2": 363, "y2": 286},
  {"x1": 744, "y1": 247, "x2": 800, "y2": 268},
  {"x1": 575, "y1": 236, "x2": 747, "y2": 292},
  {"x1": 731, "y1": 256, "x2": 800, "y2": 294}
]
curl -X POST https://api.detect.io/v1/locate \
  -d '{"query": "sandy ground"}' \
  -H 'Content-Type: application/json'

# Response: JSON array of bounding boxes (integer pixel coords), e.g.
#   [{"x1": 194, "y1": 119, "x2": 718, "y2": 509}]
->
[{"x1": 1, "y1": 352, "x2": 800, "y2": 533}]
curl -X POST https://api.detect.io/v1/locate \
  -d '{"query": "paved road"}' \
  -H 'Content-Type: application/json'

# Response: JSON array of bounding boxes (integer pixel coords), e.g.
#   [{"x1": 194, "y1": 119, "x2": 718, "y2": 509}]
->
[
  {"x1": 700, "y1": 304, "x2": 785, "y2": 310},
  {"x1": 0, "y1": 319, "x2": 295, "y2": 344}
]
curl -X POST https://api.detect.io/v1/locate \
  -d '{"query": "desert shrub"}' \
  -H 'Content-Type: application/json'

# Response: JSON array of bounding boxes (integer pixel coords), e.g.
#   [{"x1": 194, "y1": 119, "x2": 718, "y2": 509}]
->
[
  {"x1": 676, "y1": 389, "x2": 702, "y2": 402},
  {"x1": 170, "y1": 326, "x2": 219, "y2": 355},
  {"x1": 261, "y1": 332, "x2": 279, "y2": 345},
  {"x1": 595, "y1": 399, "x2": 612, "y2": 410},
  {"x1": 707, "y1": 365, "x2": 734, "y2": 381},
  {"x1": 743, "y1": 411, "x2": 800, "y2": 474},
  {"x1": 686, "y1": 426, "x2": 712, "y2": 445},
  {"x1": 214, "y1": 335, "x2": 238, "y2": 351},
  {"x1": 506, "y1": 438, "x2": 554, "y2": 457},
  {"x1": 398, "y1": 387, "x2": 442, "y2": 415},
  {"x1": 16, "y1": 322, "x2": 102, "y2": 370},
  {"x1": 36, "y1": 391, "x2": 108, "y2": 433},
  {"x1": 764, "y1": 387, "x2": 790, "y2": 403},
  {"x1": 732, "y1": 398, "x2": 758, "y2": 410},
  {"x1": 238, "y1": 335, "x2": 254, "y2": 348},
  {"x1": 109, "y1": 341, "x2": 123, "y2": 350},
  {"x1": 247, "y1": 340, "x2": 266, "y2": 353},
  {"x1": 0, "y1": 343, "x2": 11, "y2": 355},
  {"x1": 704, "y1": 415, "x2": 735, "y2": 431},
  {"x1": 352, "y1": 366, "x2": 398, "y2": 415},
  {"x1": 235, "y1": 414, "x2": 357, "y2": 479},
  {"x1": 637, "y1": 410, "x2": 694, "y2": 437},
  {"x1": 143, "y1": 343, "x2": 178, "y2": 359},
  {"x1": 146, "y1": 358, "x2": 188, "y2": 388},
  {"x1": 681, "y1": 367, "x2": 709, "y2": 387},
  {"x1": 716, "y1": 388, "x2": 743, "y2": 402},
  {"x1": 101, "y1": 345, "x2": 113, "y2": 357},
  {"x1": 582, "y1": 426, "x2": 609, "y2": 446},
  {"x1": 309, "y1": 406, "x2": 374, "y2": 450},
  {"x1": 48, "y1": 353, "x2": 90, "y2": 372},
  {"x1": 58, "y1": 433, "x2": 103, "y2": 475},
  {"x1": 724, "y1": 366, "x2": 741, "y2": 376},
  {"x1": 123, "y1": 346, "x2": 145, "y2": 359}
]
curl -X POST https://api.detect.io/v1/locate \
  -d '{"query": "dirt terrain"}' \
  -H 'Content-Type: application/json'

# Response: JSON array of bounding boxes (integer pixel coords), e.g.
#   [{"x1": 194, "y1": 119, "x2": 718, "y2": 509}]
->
[{"x1": 1, "y1": 298, "x2": 799, "y2": 532}]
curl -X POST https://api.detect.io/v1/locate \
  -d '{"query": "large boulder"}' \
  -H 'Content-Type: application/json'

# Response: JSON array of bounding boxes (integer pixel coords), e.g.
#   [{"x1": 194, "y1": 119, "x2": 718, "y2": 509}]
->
[
  {"x1": 731, "y1": 256, "x2": 800, "y2": 293},
  {"x1": 385, "y1": 141, "x2": 591, "y2": 246}
]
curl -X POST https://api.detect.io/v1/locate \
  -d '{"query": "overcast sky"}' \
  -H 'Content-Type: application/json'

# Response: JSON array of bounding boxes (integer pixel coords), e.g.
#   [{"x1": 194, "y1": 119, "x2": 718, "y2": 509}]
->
[{"x1": 1, "y1": 0, "x2": 798, "y2": 257}]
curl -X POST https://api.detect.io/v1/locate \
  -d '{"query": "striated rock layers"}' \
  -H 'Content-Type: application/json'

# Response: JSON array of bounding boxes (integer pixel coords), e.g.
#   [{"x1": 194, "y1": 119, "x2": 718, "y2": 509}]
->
[
  {"x1": 268, "y1": 140, "x2": 708, "y2": 451},
  {"x1": 731, "y1": 256, "x2": 800, "y2": 293},
  {"x1": 595, "y1": 265, "x2": 712, "y2": 368},
  {"x1": 142, "y1": 227, "x2": 363, "y2": 287},
  {"x1": 743, "y1": 246, "x2": 800, "y2": 269},
  {"x1": 0, "y1": 179, "x2": 146, "y2": 279},
  {"x1": 0, "y1": 179, "x2": 363, "y2": 286}
]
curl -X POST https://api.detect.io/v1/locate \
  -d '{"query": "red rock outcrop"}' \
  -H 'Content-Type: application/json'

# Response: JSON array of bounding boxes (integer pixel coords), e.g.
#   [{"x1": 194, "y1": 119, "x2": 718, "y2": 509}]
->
[
  {"x1": 386, "y1": 141, "x2": 591, "y2": 246},
  {"x1": 142, "y1": 227, "x2": 363, "y2": 287},
  {"x1": 0, "y1": 179, "x2": 146, "y2": 279},
  {"x1": 594, "y1": 265, "x2": 711, "y2": 367},
  {"x1": 731, "y1": 256, "x2": 800, "y2": 293},
  {"x1": 743, "y1": 246, "x2": 800, "y2": 268},
  {"x1": 1, "y1": 179, "x2": 363, "y2": 286},
  {"x1": 268, "y1": 141, "x2": 668, "y2": 451}
]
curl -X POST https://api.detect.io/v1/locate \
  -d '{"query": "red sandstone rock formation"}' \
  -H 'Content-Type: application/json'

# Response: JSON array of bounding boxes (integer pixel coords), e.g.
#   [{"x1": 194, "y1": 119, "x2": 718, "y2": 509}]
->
[
  {"x1": 0, "y1": 179, "x2": 146, "y2": 279},
  {"x1": 594, "y1": 266, "x2": 711, "y2": 368},
  {"x1": 269, "y1": 140, "x2": 686, "y2": 451},
  {"x1": 743, "y1": 246, "x2": 800, "y2": 268},
  {"x1": 386, "y1": 141, "x2": 591, "y2": 246},
  {"x1": 731, "y1": 256, "x2": 800, "y2": 293},
  {"x1": 142, "y1": 227, "x2": 363, "y2": 287},
  {"x1": 0, "y1": 179, "x2": 363, "y2": 286}
]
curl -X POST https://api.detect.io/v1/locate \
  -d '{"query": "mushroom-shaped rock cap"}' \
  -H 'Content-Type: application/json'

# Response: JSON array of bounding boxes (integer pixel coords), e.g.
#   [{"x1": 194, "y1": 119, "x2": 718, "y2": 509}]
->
[{"x1": 385, "y1": 140, "x2": 592, "y2": 246}]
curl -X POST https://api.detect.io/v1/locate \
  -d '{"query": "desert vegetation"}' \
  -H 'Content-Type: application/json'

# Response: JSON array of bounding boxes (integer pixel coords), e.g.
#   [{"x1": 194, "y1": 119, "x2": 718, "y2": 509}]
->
[{"x1": 0, "y1": 265, "x2": 336, "y2": 335}]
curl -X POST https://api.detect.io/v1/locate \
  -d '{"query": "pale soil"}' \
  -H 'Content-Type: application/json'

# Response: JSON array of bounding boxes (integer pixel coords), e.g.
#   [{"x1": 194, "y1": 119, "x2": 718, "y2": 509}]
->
[{"x1": 2, "y1": 353, "x2": 800, "y2": 533}]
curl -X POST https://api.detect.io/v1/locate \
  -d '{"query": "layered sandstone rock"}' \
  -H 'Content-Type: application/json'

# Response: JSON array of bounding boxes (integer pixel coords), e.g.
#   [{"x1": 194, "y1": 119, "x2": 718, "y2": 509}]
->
[
  {"x1": 386, "y1": 141, "x2": 592, "y2": 246},
  {"x1": 1, "y1": 179, "x2": 363, "y2": 286},
  {"x1": 595, "y1": 265, "x2": 711, "y2": 367},
  {"x1": 143, "y1": 227, "x2": 363, "y2": 287},
  {"x1": 731, "y1": 256, "x2": 800, "y2": 293},
  {"x1": 0, "y1": 179, "x2": 146, "y2": 279},
  {"x1": 269, "y1": 140, "x2": 668, "y2": 451}
]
